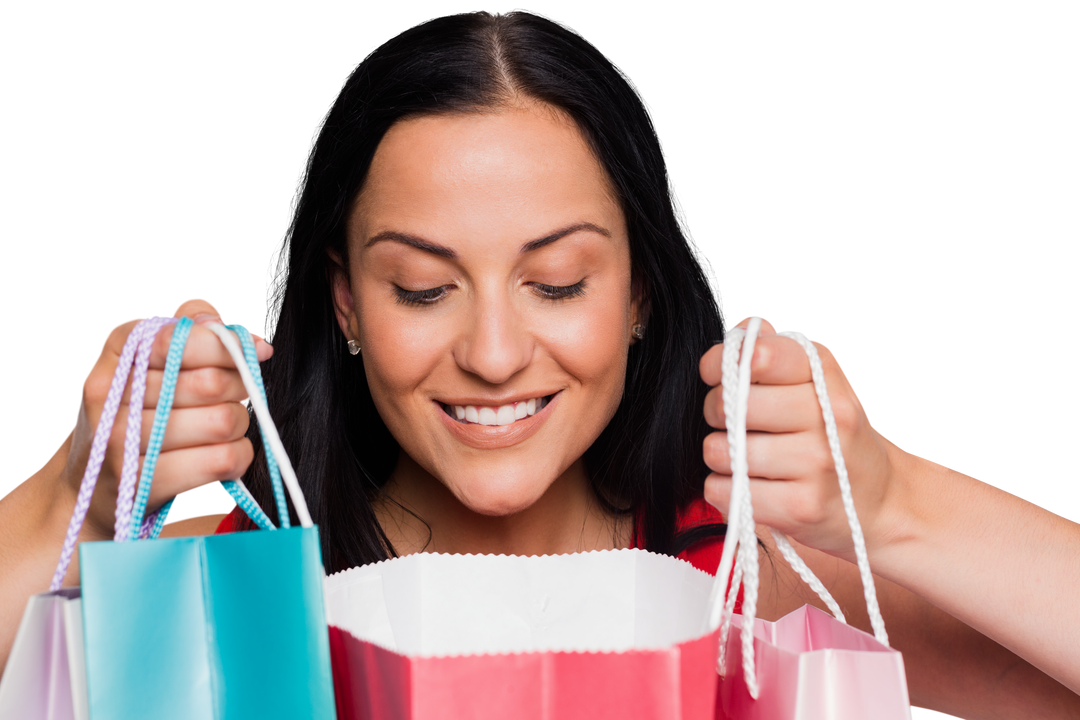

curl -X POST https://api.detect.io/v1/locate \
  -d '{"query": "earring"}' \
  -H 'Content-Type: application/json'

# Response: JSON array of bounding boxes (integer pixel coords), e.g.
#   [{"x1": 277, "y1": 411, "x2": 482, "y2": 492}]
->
[
  {"x1": 632, "y1": 324, "x2": 645, "y2": 340},
  {"x1": 347, "y1": 339, "x2": 361, "y2": 355}
]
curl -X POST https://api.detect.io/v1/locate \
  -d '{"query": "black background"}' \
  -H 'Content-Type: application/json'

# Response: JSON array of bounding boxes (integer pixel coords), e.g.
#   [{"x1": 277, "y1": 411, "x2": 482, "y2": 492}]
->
[{"x1": 6, "y1": 7, "x2": 1071, "y2": 716}]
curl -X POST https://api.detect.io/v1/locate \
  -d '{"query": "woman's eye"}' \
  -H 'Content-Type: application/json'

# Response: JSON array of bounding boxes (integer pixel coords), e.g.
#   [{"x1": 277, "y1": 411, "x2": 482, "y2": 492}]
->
[
  {"x1": 394, "y1": 285, "x2": 451, "y2": 305},
  {"x1": 394, "y1": 282, "x2": 585, "y2": 305},
  {"x1": 531, "y1": 281, "x2": 587, "y2": 301}
]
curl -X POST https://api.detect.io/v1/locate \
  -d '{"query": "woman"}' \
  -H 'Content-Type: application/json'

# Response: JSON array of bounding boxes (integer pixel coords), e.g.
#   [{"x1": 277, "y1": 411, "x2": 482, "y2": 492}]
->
[{"x1": 1, "y1": 11, "x2": 1079, "y2": 718}]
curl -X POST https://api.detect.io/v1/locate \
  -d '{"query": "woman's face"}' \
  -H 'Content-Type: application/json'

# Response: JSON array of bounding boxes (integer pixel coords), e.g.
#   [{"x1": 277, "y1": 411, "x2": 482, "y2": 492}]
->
[{"x1": 332, "y1": 103, "x2": 639, "y2": 517}]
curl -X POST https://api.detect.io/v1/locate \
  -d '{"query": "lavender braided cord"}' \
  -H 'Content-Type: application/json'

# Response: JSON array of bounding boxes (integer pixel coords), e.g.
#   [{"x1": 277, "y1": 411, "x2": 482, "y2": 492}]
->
[
  {"x1": 113, "y1": 317, "x2": 174, "y2": 541},
  {"x1": 128, "y1": 316, "x2": 193, "y2": 538},
  {"x1": 49, "y1": 320, "x2": 149, "y2": 591}
]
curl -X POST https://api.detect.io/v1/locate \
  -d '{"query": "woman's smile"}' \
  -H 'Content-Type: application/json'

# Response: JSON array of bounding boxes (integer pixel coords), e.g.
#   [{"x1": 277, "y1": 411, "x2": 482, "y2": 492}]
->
[{"x1": 435, "y1": 392, "x2": 560, "y2": 451}]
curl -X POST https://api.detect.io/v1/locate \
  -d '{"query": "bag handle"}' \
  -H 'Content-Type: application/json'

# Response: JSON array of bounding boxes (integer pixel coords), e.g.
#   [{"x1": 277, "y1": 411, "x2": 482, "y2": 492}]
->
[
  {"x1": 138, "y1": 324, "x2": 278, "y2": 537},
  {"x1": 49, "y1": 317, "x2": 310, "y2": 591},
  {"x1": 116, "y1": 321, "x2": 290, "y2": 539},
  {"x1": 204, "y1": 322, "x2": 313, "y2": 528},
  {"x1": 50, "y1": 317, "x2": 160, "y2": 590},
  {"x1": 704, "y1": 318, "x2": 889, "y2": 699},
  {"x1": 119, "y1": 320, "x2": 313, "y2": 536}
]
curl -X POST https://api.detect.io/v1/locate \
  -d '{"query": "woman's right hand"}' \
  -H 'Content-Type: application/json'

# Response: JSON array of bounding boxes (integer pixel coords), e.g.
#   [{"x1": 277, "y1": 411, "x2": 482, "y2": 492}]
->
[
  {"x1": 61, "y1": 299, "x2": 272, "y2": 546},
  {"x1": 0, "y1": 300, "x2": 272, "y2": 669}
]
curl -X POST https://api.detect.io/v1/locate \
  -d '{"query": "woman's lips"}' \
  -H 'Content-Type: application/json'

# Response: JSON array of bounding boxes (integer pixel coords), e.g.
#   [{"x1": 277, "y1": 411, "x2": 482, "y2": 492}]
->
[{"x1": 436, "y1": 392, "x2": 559, "y2": 450}]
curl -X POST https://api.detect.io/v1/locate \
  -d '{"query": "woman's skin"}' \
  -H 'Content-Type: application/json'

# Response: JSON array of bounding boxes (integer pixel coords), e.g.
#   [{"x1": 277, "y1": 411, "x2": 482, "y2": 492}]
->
[{"x1": 1, "y1": 101, "x2": 1079, "y2": 717}]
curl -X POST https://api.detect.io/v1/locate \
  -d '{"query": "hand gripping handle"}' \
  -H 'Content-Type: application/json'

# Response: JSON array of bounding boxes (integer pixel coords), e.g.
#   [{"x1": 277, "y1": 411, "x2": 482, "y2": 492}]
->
[
  {"x1": 704, "y1": 318, "x2": 889, "y2": 700},
  {"x1": 49, "y1": 318, "x2": 310, "y2": 592}
]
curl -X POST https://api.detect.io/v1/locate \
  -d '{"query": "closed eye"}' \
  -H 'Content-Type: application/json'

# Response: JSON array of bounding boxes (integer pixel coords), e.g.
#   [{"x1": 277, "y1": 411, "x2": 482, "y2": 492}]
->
[
  {"x1": 394, "y1": 281, "x2": 586, "y2": 305},
  {"x1": 533, "y1": 280, "x2": 587, "y2": 300}
]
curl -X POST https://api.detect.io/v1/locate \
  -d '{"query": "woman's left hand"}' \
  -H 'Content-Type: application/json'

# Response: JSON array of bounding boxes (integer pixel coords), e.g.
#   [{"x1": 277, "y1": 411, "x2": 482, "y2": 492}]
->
[{"x1": 698, "y1": 317, "x2": 904, "y2": 561}]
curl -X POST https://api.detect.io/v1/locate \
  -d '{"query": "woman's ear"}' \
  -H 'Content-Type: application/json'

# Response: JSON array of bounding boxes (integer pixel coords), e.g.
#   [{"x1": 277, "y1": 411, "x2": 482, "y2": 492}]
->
[
  {"x1": 328, "y1": 249, "x2": 360, "y2": 341},
  {"x1": 630, "y1": 272, "x2": 651, "y2": 342}
]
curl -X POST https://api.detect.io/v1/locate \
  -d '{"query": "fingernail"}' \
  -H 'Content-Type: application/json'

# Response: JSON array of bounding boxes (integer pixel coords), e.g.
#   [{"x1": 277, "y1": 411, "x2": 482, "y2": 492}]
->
[{"x1": 192, "y1": 313, "x2": 221, "y2": 325}]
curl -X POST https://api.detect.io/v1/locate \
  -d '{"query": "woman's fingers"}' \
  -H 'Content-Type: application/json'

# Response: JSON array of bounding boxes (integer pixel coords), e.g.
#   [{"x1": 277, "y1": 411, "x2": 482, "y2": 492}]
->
[
  {"x1": 144, "y1": 322, "x2": 272, "y2": 370},
  {"x1": 115, "y1": 323, "x2": 274, "y2": 408},
  {"x1": 139, "y1": 404, "x2": 250, "y2": 451},
  {"x1": 138, "y1": 367, "x2": 248, "y2": 408},
  {"x1": 145, "y1": 438, "x2": 256, "y2": 505},
  {"x1": 703, "y1": 382, "x2": 825, "y2": 431},
  {"x1": 703, "y1": 430, "x2": 835, "y2": 480},
  {"x1": 703, "y1": 473, "x2": 844, "y2": 539},
  {"x1": 700, "y1": 334, "x2": 815, "y2": 387}
]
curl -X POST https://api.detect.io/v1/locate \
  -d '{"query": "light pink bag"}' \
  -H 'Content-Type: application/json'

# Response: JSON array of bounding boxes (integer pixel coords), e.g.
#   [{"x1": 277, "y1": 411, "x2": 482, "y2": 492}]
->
[
  {"x1": 0, "y1": 589, "x2": 88, "y2": 720},
  {"x1": 709, "y1": 319, "x2": 911, "y2": 720}
]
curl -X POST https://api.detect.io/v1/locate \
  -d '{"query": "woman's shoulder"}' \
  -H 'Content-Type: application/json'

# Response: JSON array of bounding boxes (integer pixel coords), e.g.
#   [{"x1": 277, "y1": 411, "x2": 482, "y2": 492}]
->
[
  {"x1": 675, "y1": 496, "x2": 725, "y2": 533},
  {"x1": 673, "y1": 497, "x2": 726, "y2": 576}
]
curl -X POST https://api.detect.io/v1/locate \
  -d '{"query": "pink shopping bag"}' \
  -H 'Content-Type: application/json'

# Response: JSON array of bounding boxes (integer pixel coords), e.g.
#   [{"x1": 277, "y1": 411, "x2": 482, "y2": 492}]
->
[
  {"x1": 715, "y1": 606, "x2": 909, "y2": 720},
  {"x1": 325, "y1": 549, "x2": 722, "y2": 720},
  {"x1": 0, "y1": 589, "x2": 87, "y2": 720}
]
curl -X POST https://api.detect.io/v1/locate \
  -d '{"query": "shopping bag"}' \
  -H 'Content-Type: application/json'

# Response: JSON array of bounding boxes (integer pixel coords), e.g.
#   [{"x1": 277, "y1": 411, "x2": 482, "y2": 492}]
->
[
  {"x1": 0, "y1": 317, "x2": 336, "y2": 720},
  {"x1": 0, "y1": 589, "x2": 87, "y2": 720},
  {"x1": 715, "y1": 606, "x2": 908, "y2": 720},
  {"x1": 325, "y1": 549, "x2": 722, "y2": 720},
  {"x1": 710, "y1": 319, "x2": 911, "y2": 720}
]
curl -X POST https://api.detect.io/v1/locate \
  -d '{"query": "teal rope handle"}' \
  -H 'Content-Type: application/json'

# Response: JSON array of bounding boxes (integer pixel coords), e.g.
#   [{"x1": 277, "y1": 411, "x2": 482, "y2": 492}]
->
[
  {"x1": 132, "y1": 319, "x2": 284, "y2": 539},
  {"x1": 221, "y1": 481, "x2": 274, "y2": 530},
  {"x1": 146, "y1": 498, "x2": 173, "y2": 539},
  {"x1": 227, "y1": 324, "x2": 289, "y2": 529},
  {"x1": 129, "y1": 316, "x2": 193, "y2": 539}
]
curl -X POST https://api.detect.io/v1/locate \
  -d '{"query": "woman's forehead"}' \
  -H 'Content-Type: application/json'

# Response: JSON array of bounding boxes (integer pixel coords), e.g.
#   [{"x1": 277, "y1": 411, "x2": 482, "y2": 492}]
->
[{"x1": 348, "y1": 104, "x2": 624, "y2": 249}]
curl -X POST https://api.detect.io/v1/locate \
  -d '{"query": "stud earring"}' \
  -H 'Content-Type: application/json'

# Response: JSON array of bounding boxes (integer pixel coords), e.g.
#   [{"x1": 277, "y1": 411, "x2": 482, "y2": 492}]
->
[
  {"x1": 347, "y1": 339, "x2": 361, "y2": 355},
  {"x1": 632, "y1": 324, "x2": 645, "y2": 340}
]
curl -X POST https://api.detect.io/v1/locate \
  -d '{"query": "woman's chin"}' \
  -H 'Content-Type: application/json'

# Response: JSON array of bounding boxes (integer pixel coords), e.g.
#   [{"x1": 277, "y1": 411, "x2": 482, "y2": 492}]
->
[{"x1": 449, "y1": 476, "x2": 552, "y2": 518}]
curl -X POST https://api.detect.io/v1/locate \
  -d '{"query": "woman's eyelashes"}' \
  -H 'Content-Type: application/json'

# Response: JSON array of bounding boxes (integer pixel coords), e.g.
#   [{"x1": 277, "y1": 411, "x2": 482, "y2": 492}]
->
[{"x1": 392, "y1": 280, "x2": 587, "y2": 306}]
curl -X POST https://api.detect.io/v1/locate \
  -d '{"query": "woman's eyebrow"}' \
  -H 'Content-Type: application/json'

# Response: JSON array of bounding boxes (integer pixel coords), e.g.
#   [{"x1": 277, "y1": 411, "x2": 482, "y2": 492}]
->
[{"x1": 364, "y1": 222, "x2": 611, "y2": 258}]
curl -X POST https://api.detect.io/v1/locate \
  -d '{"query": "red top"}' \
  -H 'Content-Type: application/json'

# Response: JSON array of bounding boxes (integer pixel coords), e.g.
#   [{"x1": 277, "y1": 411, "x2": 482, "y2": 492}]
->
[{"x1": 216, "y1": 496, "x2": 731, "y2": 581}]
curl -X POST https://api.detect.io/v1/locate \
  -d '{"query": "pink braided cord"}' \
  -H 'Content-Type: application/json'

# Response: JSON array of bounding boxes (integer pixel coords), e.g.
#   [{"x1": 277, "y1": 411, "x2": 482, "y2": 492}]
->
[
  {"x1": 49, "y1": 320, "x2": 149, "y2": 591},
  {"x1": 113, "y1": 317, "x2": 173, "y2": 541}
]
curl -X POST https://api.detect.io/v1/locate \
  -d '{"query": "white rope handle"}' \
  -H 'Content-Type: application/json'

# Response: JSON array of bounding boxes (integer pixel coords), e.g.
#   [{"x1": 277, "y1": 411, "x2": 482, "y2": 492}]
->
[
  {"x1": 704, "y1": 319, "x2": 889, "y2": 700},
  {"x1": 779, "y1": 330, "x2": 888, "y2": 645},
  {"x1": 205, "y1": 323, "x2": 314, "y2": 529}
]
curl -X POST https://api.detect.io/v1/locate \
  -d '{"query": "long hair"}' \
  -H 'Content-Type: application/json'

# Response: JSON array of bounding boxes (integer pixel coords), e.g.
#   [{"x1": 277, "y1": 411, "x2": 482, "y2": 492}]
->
[{"x1": 240, "y1": 11, "x2": 725, "y2": 571}]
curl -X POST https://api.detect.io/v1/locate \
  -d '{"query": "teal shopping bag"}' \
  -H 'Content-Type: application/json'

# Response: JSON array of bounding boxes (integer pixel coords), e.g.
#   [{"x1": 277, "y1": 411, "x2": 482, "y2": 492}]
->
[
  {"x1": 49, "y1": 317, "x2": 334, "y2": 719},
  {"x1": 80, "y1": 527, "x2": 331, "y2": 719}
]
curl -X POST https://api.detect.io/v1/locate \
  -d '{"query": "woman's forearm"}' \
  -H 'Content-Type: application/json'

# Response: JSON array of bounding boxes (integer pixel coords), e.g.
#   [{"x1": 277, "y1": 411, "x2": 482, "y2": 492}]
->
[{"x1": 873, "y1": 441, "x2": 1080, "y2": 692}]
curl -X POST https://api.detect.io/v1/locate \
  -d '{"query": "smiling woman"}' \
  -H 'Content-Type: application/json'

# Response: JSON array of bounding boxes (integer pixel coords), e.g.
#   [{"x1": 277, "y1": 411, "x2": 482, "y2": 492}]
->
[{"x1": 3, "y1": 9, "x2": 1080, "y2": 719}]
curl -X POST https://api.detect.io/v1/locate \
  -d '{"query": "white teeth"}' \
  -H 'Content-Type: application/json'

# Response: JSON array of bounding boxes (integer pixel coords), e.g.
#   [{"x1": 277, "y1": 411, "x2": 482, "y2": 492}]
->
[{"x1": 449, "y1": 396, "x2": 550, "y2": 426}]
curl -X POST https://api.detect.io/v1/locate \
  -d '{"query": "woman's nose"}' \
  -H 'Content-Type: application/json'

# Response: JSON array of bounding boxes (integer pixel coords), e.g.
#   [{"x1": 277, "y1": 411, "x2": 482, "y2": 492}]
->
[{"x1": 454, "y1": 294, "x2": 532, "y2": 385}]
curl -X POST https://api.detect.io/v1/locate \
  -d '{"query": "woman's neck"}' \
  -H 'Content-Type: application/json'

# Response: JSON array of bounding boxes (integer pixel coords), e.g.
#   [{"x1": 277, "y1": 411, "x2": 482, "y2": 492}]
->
[{"x1": 374, "y1": 453, "x2": 631, "y2": 557}]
